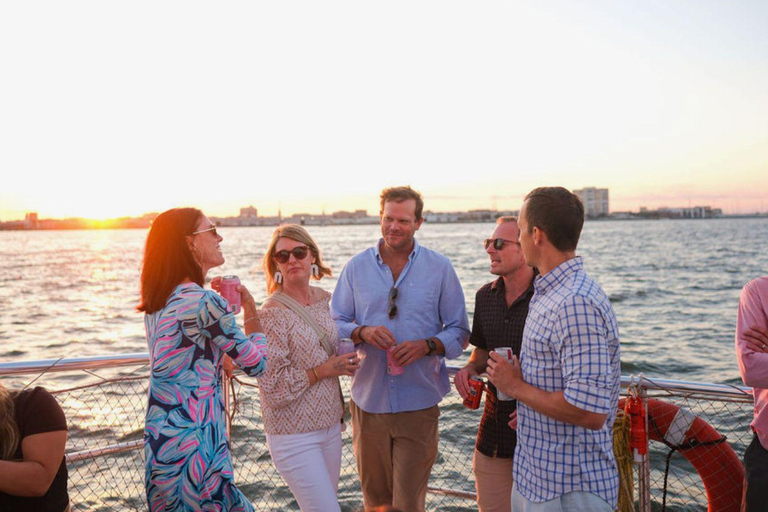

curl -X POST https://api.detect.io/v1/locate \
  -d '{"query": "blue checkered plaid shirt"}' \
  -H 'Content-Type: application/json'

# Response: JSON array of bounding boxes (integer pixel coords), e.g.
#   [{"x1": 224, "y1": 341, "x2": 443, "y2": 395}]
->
[{"x1": 513, "y1": 256, "x2": 621, "y2": 506}]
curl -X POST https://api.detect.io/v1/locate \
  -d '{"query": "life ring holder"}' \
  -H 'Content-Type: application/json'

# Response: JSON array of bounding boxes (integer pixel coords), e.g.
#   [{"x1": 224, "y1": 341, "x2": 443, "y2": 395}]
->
[{"x1": 619, "y1": 397, "x2": 744, "y2": 512}]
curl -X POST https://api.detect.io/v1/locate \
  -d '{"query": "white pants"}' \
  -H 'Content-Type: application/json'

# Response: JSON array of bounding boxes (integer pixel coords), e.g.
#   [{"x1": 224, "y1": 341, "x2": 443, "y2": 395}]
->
[{"x1": 266, "y1": 422, "x2": 343, "y2": 512}]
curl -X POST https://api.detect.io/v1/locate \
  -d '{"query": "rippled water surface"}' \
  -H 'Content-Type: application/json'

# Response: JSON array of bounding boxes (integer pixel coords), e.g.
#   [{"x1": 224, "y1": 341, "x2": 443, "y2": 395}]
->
[{"x1": 2, "y1": 218, "x2": 767, "y2": 386}]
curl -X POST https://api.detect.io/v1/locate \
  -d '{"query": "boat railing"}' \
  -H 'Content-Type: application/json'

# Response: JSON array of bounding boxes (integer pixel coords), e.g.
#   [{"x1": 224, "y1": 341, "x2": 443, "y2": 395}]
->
[{"x1": 0, "y1": 354, "x2": 754, "y2": 512}]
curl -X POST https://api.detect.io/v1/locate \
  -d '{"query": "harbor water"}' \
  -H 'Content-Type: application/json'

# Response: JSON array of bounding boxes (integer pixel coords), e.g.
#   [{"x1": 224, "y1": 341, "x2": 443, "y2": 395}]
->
[{"x1": 2, "y1": 218, "x2": 767, "y2": 385}]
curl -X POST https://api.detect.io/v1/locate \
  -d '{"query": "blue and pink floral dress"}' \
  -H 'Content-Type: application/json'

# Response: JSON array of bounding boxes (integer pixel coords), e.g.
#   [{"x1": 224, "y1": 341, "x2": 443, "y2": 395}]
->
[{"x1": 143, "y1": 283, "x2": 267, "y2": 512}]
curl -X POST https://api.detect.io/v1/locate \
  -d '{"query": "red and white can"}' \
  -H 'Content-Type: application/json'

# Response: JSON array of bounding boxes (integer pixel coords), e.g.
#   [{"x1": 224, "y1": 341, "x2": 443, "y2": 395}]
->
[
  {"x1": 219, "y1": 275, "x2": 242, "y2": 314},
  {"x1": 386, "y1": 346, "x2": 404, "y2": 376},
  {"x1": 493, "y1": 347, "x2": 514, "y2": 401},
  {"x1": 463, "y1": 376, "x2": 485, "y2": 409}
]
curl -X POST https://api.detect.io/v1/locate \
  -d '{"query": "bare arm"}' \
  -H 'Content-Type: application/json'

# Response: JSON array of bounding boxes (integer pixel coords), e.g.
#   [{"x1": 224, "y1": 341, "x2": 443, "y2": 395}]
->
[{"x1": 0, "y1": 430, "x2": 67, "y2": 496}]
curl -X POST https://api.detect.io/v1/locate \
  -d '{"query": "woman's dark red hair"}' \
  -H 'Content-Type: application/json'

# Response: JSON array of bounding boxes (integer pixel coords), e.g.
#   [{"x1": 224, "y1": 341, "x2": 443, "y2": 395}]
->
[{"x1": 138, "y1": 208, "x2": 204, "y2": 314}]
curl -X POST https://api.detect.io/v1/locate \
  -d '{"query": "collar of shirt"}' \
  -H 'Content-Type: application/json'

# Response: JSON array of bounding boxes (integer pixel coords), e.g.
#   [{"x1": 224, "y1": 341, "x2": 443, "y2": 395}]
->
[
  {"x1": 533, "y1": 256, "x2": 583, "y2": 296},
  {"x1": 373, "y1": 237, "x2": 421, "y2": 286},
  {"x1": 490, "y1": 275, "x2": 537, "y2": 308},
  {"x1": 373, "y1": 237, "x2": 421, "y2": 261}
]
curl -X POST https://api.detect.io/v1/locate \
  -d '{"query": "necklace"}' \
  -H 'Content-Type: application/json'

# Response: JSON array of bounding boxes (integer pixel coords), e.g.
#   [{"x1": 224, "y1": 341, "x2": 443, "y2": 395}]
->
[{"x1": 283, "y1": 286, "x2": 311, "y2": 306}]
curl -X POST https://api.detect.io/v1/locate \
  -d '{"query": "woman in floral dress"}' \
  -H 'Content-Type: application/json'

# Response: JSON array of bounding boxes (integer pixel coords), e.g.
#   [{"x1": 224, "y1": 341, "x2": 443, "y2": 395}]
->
[{"x1": 138, "y1": 208, "x2": 267, "y2": 512}]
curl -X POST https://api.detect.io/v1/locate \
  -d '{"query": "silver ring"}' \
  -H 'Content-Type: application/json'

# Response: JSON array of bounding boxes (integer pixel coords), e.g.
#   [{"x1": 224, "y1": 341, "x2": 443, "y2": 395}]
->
[
  {"x1": 762, "y1": 343, "x2": 766, "y2": 349},
  {"x1": 348, "y1": 358, "x2": 354, "y2": 363}
]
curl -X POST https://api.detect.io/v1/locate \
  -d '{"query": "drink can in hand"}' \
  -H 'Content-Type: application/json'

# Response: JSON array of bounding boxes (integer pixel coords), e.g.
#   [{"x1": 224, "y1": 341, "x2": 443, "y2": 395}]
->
[
  {"x1": 219, "y1": 275, "x2": 242, "y2": 314},
  {"x1": 386, "y1": 346, "x2": 404, "y2": 376},
  {"x1": 493, "y1": 347, "x2": 514, "y2": 401},
  {"x1": 338, "y1": 338, "x2": 355, "y2": 356},
  {"x1": 463, "y1": 376, "x2": 485, "y2": 409}
]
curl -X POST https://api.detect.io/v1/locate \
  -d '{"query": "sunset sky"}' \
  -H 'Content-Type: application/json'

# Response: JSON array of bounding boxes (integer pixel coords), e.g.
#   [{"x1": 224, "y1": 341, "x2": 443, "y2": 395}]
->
[{"x1": 1, "y1": 1, "x2": 766, "y2": 221}]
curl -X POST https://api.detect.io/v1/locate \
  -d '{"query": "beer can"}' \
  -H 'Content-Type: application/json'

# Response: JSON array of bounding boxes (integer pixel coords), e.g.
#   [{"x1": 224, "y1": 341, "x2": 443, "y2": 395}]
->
[
  {"x1": 386, "y1": 346, "x2": 404, "y2": 376},
  {"x1": 219, "y1": 275, "x2": 242, "y2": 314},
  {"x1": 337, "y1": 338, "x2": 356, "y2": 356},
  {"x1": 493, "y1": 347, "x2": 514, "y2": 401},
  {"x1": 463, "y1": 376, "x2": 485, "y2": 409}
]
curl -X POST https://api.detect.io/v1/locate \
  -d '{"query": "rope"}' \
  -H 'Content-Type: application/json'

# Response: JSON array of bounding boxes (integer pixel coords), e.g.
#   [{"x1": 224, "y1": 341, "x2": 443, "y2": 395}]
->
[
  {"x1": 613, "y1": 408, "x2": 635, "y2": 512},
  {"x1": 648, "y1": 413, "x2": 727, "y2": 512}
]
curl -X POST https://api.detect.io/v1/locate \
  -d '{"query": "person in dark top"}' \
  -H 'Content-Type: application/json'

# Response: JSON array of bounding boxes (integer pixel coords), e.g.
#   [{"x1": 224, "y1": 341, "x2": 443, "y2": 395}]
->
[
  {"x1": 0, "y1": 383, "x2": 69, "y2": 512},
  {"x1": 454, "y1": 216, "x2": 535, "y2": 512}
]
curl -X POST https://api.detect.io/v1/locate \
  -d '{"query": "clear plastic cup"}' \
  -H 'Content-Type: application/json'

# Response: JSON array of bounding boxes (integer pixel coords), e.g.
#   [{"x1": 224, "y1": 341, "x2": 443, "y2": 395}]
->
[{"x1": 338, "y1": 338, "x2": 355, "y2": 356}]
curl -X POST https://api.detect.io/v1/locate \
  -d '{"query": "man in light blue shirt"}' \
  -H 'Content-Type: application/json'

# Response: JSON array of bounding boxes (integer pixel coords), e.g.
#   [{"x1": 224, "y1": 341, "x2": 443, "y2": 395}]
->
[
  {"x1": 488, "y1": 187, "x2": 620, "y2": 512},
  {"x1": 331, "y1": 186, "x2": 470, "y2": 512}
]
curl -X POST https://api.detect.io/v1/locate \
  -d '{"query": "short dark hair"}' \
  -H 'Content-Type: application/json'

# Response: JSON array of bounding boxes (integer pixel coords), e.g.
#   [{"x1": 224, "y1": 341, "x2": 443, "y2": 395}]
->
[
  {"x1": 523, "y1": 187, "x2": 584, "y2": 252},
  {"x1": 138, "y1": 208, "x2": 205, "y2": 314},
  {"x1": 380, "y1": 186, "x2": 424, "y2": 221}
]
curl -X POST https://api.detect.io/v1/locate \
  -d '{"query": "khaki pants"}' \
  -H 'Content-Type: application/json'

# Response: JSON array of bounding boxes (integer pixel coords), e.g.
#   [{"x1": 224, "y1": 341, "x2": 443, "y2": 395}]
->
[
  {"x1": 473, "y1": 449, "x2": 513, "y2": 512},
  {"x1": 350, "y1": 400, "x2": 439, "y2": 512}
]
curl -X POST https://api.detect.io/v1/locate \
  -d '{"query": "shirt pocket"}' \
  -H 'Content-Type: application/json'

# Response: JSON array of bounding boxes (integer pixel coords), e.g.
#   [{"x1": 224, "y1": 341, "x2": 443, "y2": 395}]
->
[
  {"x1": 355, "y1": 283, "x2": 390, "y2": 320},
  {"x1": 403, "y1": 279, "x2": 440, "y2": 319}
]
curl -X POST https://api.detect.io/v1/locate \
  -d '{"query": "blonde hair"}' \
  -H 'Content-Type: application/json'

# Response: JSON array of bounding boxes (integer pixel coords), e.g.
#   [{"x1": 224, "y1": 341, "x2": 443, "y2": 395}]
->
[
  {"x1": 0, "y1": 383, "x2": 19, "y2": 460},
  {"x1": 263, "y1": 224, "x2": 332, "y2": 294}
]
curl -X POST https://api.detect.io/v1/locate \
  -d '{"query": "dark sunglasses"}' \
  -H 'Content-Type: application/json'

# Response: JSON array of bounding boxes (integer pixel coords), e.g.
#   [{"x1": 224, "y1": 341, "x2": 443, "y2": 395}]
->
[
  {"x1": 483, "y1": 238, "x2": 518, "y2": 250},
  {"x1": 192, "y1": 226, "x2": 218, "y2": 237},
  {"x1": 388, "y1": 286, "x2": 398, "y2": 319},
  {"x1": 274, "y1": 246, "x2": 310, "y2": 264}
]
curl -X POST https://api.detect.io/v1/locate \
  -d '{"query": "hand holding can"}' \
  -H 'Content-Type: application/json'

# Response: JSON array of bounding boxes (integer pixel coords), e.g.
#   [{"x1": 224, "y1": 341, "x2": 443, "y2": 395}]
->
[
  {"x1": 386, "y1": 346, "x2": 404, "y2": 376},
  {"x1": 218, "y1": 275, "x2": 242, "y2": 314},
  {"x1": 493, "y1": 347, "x2": 515, "y2": 401},
  {"x1": 463, "y1": 376, "x2": 485, "y2": 409},
  {"x1": 337, "y1": 338, "x2": 356, "y2": 356}
]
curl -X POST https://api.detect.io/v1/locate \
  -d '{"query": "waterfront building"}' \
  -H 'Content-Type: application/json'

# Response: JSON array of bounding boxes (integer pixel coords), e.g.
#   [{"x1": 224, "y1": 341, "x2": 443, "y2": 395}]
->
[
  {"x1": 574, "y1": 187, "x2": 610, "y2": 218},
  {"x1": 638, "y1": 206, "x2": 723, "y2": 219},
  {"x1": 240, "y1": 206, "x2": 258, "y2": 218}
]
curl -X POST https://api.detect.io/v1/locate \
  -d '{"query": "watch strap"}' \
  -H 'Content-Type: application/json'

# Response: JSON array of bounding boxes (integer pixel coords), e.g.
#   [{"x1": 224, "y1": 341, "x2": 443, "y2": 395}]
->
[{"x1": 426, "y1": 337, "x2": 437, "y2": 355}]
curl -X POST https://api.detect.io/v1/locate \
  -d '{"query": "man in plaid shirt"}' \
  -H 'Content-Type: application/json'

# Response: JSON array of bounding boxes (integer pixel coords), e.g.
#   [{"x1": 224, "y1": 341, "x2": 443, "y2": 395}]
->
[{"x1": 488, "y1": 187, "x2": 620, "y2": 511}]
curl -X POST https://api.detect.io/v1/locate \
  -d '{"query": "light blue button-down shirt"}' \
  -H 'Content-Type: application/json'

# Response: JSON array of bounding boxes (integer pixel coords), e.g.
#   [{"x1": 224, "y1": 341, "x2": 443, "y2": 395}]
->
[
  {"x1": 514, "y1": 256, "x2": 621, "y2": 506},
  {"x1": 331, "y1": 238, "x2": 470, "y2": 414}
]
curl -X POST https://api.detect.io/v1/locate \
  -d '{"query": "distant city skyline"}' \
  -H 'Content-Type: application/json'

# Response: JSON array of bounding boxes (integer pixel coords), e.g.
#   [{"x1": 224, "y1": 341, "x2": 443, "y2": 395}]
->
[
  {"x1": 2, "y1": 197, "x2": 757, "y2": 230},
  {"x1": 1, "y1": 187, "x2": 767, "y2": 224},
  {"x1": 2, "y1": 183, "x2": 768, "y2": 222},
  {"x1": 1, "y1": 1, "x2": 766, "y2": 221}
]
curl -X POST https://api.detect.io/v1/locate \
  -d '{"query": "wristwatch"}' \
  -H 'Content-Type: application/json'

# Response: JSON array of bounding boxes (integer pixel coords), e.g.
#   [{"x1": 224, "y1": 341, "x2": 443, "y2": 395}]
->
[{"x1": 425, "y1": 337, "x2": 437, "y2": 355}]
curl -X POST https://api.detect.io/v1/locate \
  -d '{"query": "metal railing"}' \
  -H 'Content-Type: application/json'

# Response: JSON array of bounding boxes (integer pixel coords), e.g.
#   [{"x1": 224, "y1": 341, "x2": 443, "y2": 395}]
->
[{"x1": 0, "y1": 355, "x2": 755, "y2": 512}]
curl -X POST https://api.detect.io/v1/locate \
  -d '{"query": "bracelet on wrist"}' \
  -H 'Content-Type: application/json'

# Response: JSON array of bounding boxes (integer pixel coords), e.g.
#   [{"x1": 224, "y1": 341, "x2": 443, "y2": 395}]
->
[{"x1": 311, "y1": 367, "x2": 320, "y2": 383}]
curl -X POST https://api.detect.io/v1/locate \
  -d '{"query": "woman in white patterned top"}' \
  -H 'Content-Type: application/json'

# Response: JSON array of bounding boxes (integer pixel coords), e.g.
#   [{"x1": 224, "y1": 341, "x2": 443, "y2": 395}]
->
[{"x1": 256, "y1": 224, "x2": 360, "y2": 512}]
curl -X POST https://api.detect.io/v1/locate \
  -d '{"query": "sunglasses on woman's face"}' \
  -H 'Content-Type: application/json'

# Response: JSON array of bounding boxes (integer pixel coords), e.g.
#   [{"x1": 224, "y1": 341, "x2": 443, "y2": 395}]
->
[
  {"x1": 274, "y1": 246, "x2": 310, "y2": 264},
  {"x1": 192, "y1": 226, "x2": 218, "y2": 237}
]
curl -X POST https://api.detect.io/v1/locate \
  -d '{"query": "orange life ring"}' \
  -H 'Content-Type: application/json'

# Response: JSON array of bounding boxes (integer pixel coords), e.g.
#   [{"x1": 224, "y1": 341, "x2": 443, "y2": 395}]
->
[{"x1": 619, "y1": 397, "x2": 744, "y2": 512}]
